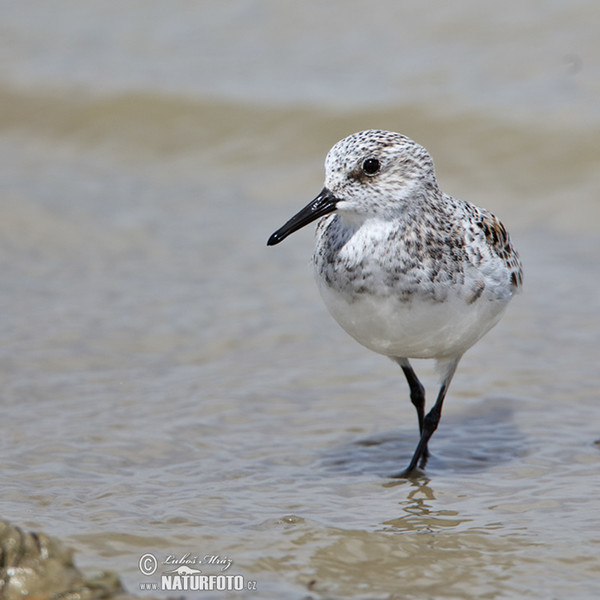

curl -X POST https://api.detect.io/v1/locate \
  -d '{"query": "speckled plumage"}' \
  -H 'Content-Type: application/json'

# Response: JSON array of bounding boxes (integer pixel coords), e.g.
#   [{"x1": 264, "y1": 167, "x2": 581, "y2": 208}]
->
[{"x1": 267, "y1": 130, "x2": 523, "y2": 476}]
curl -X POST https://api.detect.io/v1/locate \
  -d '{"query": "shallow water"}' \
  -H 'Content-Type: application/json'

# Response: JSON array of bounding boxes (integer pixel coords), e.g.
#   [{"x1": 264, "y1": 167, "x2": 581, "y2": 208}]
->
[{"x1": 2, "y1": 1, "x2": 600, "y2": 598}]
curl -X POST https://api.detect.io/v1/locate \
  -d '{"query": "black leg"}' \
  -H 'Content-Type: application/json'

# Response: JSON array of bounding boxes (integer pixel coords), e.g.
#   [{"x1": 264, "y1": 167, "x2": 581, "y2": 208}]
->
[
  {"x1": 398, "y1": 359, "x2": 430, "y2": 464},
  {"x1": 394, "y1": 356, "x2": 461, "y2": 478},
  {"x1": 403, "y1": 381, "x2": 449, "y2": 474},
  {"x1": 400, "y1": 361, "x2": 426, "y2": 435}
]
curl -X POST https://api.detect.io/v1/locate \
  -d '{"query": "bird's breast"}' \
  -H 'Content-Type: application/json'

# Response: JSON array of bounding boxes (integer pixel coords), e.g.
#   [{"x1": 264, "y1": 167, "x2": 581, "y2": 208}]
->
[
  {"x1": 312, "y1": 214, "x2": 512, "y2": 358},
  {"x1": 313, "y1": 214, "x2": 466, "y2": 304}
]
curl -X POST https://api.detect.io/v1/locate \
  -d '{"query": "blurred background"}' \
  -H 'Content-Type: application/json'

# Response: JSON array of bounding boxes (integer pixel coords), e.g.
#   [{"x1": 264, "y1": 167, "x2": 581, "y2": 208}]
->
[{"x1": 1, "y1": 1, "x2": 599, "y2": 598}]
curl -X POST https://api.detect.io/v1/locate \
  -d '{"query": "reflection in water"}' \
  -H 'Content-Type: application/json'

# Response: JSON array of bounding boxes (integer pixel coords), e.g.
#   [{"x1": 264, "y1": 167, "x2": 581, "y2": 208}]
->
[
  {"x1": 380, "y1": 480, "x2": 466, "y2": 533},
  {"x1": 300, "y1": 478, "x2": 530, "y2": 599}
]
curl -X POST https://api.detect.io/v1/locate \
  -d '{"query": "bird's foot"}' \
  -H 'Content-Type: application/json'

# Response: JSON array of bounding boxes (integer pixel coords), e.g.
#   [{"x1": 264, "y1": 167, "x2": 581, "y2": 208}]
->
[{"x1": 390, "y1": 465, "x2": 427, "y2": 479}]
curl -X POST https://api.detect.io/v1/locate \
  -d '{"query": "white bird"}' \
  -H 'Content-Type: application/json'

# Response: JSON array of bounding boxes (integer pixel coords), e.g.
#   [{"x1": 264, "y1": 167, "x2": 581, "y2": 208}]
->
[{"x1": 268, "y1": 130, "x2": 523, "y2": 477}]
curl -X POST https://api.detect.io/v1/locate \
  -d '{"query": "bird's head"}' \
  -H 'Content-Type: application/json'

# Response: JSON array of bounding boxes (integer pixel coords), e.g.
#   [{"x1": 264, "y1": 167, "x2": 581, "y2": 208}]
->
[{"x1": 267, "y1": 130, "x2": 438, "y2": 246}]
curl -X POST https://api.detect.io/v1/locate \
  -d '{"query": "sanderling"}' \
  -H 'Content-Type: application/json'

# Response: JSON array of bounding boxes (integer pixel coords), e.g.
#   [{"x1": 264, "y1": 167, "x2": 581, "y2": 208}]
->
[{"x1": 267, "y1": 130, "x2": 523, "y2": 477}]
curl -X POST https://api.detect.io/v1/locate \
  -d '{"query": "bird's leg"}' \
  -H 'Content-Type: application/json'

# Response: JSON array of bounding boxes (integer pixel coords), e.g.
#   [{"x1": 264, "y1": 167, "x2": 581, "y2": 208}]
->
[
  {"x1": 396, "y1": 358, "x2": 428, "y2": 456},
  {"x1": 394, "y1": 357, "x2": 429, "y2": 464},
  {"x1": 395, "y1": 356, "x2": 461, "y2": 477},
  {"x1": 399, "y1": 360, "x2": 426, "y2": 434}
]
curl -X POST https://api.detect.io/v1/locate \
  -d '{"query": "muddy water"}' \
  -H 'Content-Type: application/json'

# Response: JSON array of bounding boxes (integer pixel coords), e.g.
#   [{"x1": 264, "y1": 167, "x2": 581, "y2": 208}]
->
[{"x1": 2, "y1": 1, "x2": 600, "y2": 598}]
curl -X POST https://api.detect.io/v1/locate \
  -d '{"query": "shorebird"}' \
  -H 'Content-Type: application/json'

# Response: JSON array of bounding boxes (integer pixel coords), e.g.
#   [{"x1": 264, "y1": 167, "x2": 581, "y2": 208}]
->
[{"x1": 267, "y1": 130, "x2": 522, "y2": 476}]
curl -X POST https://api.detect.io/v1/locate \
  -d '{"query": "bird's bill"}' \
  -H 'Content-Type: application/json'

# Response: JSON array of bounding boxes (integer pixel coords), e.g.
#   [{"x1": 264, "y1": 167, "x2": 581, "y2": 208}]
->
[{"x1": 267, "y1": 187, "x2": 338, "y2": 246}]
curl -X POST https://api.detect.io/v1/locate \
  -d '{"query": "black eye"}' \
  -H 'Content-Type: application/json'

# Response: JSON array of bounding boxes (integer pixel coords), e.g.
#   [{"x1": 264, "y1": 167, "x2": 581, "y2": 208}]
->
[{"x1": 362, "y1": 158, "x2": 380, "y2": 176}]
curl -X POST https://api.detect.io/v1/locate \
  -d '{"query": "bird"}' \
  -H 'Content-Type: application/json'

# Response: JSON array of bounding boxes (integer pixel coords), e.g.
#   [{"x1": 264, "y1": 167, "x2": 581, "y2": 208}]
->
[{"x1": 267, "y1": 130, "x2": 523, "y2": 477}]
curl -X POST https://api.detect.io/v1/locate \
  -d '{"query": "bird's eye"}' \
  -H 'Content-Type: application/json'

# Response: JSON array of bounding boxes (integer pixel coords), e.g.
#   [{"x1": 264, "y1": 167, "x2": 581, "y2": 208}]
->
[{"x1": 362, "y1": 158, "x2": 380, "y2": 176}]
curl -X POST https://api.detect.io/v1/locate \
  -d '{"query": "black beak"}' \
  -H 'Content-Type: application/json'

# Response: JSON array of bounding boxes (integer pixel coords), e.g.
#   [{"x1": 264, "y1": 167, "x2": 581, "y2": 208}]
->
[{"x1": 267, "y1": 187, "x2": 339, "y2": 246}]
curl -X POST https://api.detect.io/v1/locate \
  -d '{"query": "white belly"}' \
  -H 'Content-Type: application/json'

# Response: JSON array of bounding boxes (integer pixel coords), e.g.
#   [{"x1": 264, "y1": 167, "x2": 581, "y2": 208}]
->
[{"x1": 317, "y1": 281, "x2": 509, "y2": 359}]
